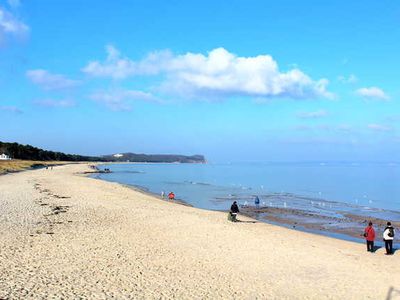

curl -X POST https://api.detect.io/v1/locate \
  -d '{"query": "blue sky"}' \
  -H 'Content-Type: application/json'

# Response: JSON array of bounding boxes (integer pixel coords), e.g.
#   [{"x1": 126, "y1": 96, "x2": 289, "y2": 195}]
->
[{"x1": 1, "y1": 0, "x2": 399, "y2": 162}]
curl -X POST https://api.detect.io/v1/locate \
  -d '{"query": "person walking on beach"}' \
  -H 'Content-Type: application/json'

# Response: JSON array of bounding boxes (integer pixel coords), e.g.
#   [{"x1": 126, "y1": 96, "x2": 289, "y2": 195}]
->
[
  {"x1": 363, "y1": 221, "x2": 375, "y2": 252},
  {"x1": 254, "y1": 195, "x2": 260, "y2": 208},
  {"x1": 161, "y1": 191, "x2": 165, "y2": 199},
  {"x1": 383, "y1": 222, "x2": 395, "y2": 255},
  {"x1": 168, "y1": 192, "x2": 175, "y2": 201},
  {"x1": 229, "y1": 201, "x2": 240, "y2": 222}
]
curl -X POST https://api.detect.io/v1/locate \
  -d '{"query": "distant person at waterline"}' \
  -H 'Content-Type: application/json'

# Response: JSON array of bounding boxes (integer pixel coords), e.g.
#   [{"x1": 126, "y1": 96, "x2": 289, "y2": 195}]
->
[
  {"x1": 383, "y1": 222, "x2": 395, "y2": 255},
  {"x1": 229, "y1": 201, "x2": 240, "y2": 222},
  {"x1": 363, "y1": 221, "x2": 375, "y2": 252},
  {"x1": 161, "y1": 191, "x2": 165, "y2": 199},
  {"x1": 254, "y1": 196, "x2": 260, "y2": 208},
  {"x1": 168, "y1": 192, "x2": 175, "y2": 201}
]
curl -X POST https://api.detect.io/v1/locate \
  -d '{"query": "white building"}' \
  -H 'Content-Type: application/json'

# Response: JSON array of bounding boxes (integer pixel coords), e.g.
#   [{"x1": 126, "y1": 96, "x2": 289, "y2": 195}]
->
[{"x1": 0, "y1": 153, "x2": 11, "y2": 160}]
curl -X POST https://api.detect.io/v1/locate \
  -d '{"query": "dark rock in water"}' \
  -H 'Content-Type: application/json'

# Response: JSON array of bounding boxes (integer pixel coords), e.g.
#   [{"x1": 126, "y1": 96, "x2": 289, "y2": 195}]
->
[{"x1": 83, "y1": 169, "x2": 112, "y2": 174}]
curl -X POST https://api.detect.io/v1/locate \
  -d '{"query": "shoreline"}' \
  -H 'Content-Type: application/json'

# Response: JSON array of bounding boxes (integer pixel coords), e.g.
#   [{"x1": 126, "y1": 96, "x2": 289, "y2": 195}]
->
[
  {"x1": 89, "y1": 171, "x2": 194, "y2": 208},
  {"x1": 93, "y1": 163, "x2": 399, "y2": 247},
  {"x1": 16, "y1": 161, "x2": 396, "y2": 249},
  {"x1": 241, "y1": 206, "x2": 400, "y2": 247},
  {"x1": 1, "y1": 163, "x2": 400, "y2": 298}
]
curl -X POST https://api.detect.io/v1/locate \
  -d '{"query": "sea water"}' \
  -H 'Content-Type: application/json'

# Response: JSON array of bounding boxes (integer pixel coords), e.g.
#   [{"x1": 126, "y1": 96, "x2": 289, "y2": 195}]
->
[{"x1": 94, "y1": 161, "x2": 400, "y2": 221}]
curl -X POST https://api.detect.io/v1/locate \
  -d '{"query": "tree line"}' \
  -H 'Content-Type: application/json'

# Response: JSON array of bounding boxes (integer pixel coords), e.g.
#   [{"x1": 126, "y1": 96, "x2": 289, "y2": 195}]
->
[
  {"x1": 0, "y1": 141, "x2": 101, "y2": 161},
  {"x1": 0, "y1": 141, "x2": 206, "y2": 163}
]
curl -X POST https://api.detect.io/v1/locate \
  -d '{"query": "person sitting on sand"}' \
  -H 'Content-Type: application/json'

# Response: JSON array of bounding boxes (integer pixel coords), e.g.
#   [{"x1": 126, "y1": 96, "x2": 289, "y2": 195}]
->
[
  {"x1": 230, "y1": 201, "x2": 240, "y2": 222},
  {"x1": 363, "y1": 221, "x2": 375, "y2": 252},
  {"x1": 383, "y1": 222, "x2": 395, "y2": 255},
  {"x1": 168, "y1": 192, "x2": 175, "y2": 201}
]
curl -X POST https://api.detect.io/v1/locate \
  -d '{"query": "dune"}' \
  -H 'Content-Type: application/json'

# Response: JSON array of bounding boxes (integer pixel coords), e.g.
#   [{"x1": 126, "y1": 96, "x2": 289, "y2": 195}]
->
[{"x1": 0, "y1": 163, "x2": 399, "y2": 299}]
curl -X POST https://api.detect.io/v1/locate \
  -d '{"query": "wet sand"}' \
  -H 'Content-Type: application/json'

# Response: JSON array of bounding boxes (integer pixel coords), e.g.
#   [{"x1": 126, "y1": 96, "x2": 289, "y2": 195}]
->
[
  {"x1": 1, "y1": 163, "x2": 400, "y2": 299},
  {"x1": 241, "y1": 206, "x2": 400, "y2": 243}
]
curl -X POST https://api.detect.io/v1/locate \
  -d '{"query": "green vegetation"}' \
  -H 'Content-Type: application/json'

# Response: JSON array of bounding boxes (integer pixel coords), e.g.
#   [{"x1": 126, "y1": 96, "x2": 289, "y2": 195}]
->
[
  {"x1": 0, "y1": 141, "x2": 206, "y2": 164},
  {"x1": 0, "y1": 141, "x2": 100, "y2": 161},
  {"x1": 0, "y1": 160, "x2": 69, "y2": 175}
]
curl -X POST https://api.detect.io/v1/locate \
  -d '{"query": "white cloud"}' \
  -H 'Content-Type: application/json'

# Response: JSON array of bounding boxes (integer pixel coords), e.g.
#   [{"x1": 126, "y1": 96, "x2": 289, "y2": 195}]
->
[
  {"x1": 89, "y1": 89, "x2": 157, "y2": 111},
  {"x1": 356, "y1": 87, "x2": 389, "y2": 101},
  {"x1": 293, "y1": 124, "x2": 353, "y2": 133},
  {"x1": 0, "y1": 5, "x2": 28, "y2": 39},
  {"x1": 159, "y1": 48, "x2": 334, "y2": 99},
  {"x1": 82, "y1": 45, "x2": 137, "y2": 79},
  {"x1": 26, "y1": 69, "x2": 80, "y2": 90},
  {"x1": 294, "y1": 125, "x2": 312, "y2": 131},
  {"x1": 33, "y1": 99, "x2": 75, "y2": 108},
  {"x1": 296, "y1": 110, "x2": 328, "y2": 119},
  {"x1": 338, "y1": 74, "x2": 358, "y2": 84},
  {"x1": 367, "y1": 123, "x2": 392, "y2": 132},
  {"x1": 282, "y1": 137, "x2": 358, "y2": 145},
  {"x1": 83, "y1": 46, "x2": 334, "y2": 100},
  {"x1": 337, "y1": 124, "x2": 353, "y2": 132},
  {"x1": 7, "y1": 0, "x2": 20, "y2": 8},
  {"x1": 0, "y1": 105, "x2": 22, "y2": 113}
]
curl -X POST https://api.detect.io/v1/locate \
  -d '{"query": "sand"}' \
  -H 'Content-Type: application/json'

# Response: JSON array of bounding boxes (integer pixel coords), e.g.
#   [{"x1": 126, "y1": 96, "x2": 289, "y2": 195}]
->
[{"x1": 0, "y1": 164, "x2": 399, "y2": 299}]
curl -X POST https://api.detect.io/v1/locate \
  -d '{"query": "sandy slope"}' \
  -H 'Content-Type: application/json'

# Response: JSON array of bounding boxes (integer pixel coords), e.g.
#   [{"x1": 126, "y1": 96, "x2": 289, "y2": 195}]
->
[{"x1": 0, "y1": 164, "x2": 399, "y2": 299}]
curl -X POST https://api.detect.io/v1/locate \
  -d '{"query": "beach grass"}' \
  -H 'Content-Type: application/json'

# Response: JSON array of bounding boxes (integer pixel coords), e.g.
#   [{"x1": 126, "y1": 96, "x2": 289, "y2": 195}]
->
[{"x1": 0, "y1": 160, "x2": 69, "y2": 174}]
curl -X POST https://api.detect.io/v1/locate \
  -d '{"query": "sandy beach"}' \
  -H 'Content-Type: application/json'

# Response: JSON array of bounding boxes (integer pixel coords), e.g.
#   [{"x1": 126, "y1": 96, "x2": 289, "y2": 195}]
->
[{"x1": 1, "y1": 164, "x2": 399, "y2": 299}]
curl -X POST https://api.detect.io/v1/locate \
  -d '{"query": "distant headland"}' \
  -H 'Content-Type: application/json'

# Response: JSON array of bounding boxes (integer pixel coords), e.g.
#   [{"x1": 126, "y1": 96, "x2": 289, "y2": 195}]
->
[
  {"x1": 0, "y1": 141, "x2": 206, "y2": 164},
  {"x1": 102, "y1": 153, "x2": 206, "y2": 163}
]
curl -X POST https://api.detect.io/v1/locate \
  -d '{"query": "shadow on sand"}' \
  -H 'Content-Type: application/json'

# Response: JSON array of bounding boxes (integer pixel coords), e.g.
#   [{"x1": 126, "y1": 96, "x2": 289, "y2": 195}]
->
[
  {"x1": 237, "y1": 220, "x2": 257, "y2": 224},
  {"x1": 371, "y1": 245, "x2": 382, "y2": 253},
  {"x1": 381, "y1": 246, "x2": 398, "y2": 255},
  {"x1": 386, "y1": 286, "x2": 400, "y2": 300}
]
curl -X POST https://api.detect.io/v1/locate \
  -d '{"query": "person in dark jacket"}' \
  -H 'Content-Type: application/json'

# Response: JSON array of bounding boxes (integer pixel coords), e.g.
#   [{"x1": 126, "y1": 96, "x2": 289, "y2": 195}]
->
[
  {"x1": 363, "y1": 221, "x2": 375, "y2": 252},
  {"x1": 383, "y1": 222, "x2": 395, "y2": 255},
  {"x1": 230, "y1": 201, "x2": 240, "y2": 222},
  {"x1": 254, "y1": 196, "x2": 260, "y2": 208}
]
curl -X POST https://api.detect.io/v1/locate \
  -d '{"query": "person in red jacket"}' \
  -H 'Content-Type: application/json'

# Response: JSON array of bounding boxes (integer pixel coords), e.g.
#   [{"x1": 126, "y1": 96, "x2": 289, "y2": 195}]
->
[
  {"x1": 363, "y1": 221, "x2": 375, "y2": 252},
  {"x1": 168, "y1": 192, "x2": 175, "y2": 201}
]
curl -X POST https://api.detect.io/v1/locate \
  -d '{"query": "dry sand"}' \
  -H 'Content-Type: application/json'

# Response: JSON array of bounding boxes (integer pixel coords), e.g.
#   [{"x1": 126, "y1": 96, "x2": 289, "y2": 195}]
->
[{"x1": 0, "y1": 164, "x2": 399, "y2": 299}]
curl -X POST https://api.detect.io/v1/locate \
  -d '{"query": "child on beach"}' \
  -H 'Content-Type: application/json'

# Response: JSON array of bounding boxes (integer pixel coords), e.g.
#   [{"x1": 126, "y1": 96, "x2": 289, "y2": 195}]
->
[
  {"x1": 168, "y1": 192, "x2": 175, "y2": 201},
  {"x1": 383, "y1": 222, "x2": 395, "y2": 255},
  {"x1": 363, "y1": 221, "x2": 375, "y2": 252}
]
